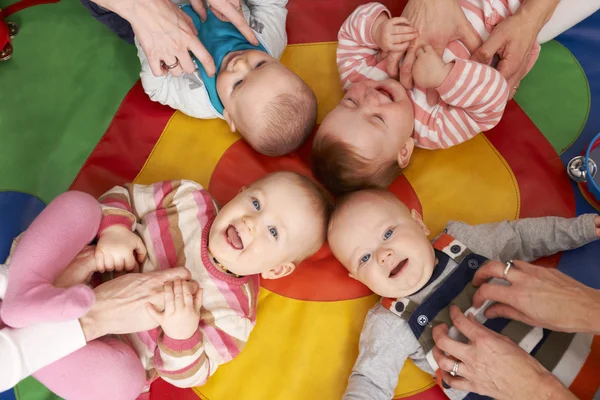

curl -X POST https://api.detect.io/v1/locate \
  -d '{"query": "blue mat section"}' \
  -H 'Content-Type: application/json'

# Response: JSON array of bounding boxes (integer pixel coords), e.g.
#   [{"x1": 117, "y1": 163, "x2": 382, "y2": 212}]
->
[
  {"x1": 555, "y1": 10, "x2": 600, "y2": 289},
  {"x1": 0, "y1": 389, "x2": 16, "y2": 400},
  {"x1": 0, "y1": 192, "x2": 46, "y2": 264}
]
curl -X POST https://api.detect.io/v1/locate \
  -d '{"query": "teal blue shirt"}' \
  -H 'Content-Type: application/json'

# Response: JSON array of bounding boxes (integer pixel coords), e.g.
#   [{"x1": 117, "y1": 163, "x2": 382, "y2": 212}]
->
[{"x1": 181, "y1": 5, "x2": 268, "y2": 116}]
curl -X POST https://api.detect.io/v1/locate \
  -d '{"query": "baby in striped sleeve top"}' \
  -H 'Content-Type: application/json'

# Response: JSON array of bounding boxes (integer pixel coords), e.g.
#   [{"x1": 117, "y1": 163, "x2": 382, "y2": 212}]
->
[
  {"x1": 327, "y1": 189, "x2": 600, "y2": 400},
  {"x1": 0, "y1": 171, "x2": 331, "y2": 400},
  {"x1": 311, "y1": 0, "x2": 540, "y2": 196}
]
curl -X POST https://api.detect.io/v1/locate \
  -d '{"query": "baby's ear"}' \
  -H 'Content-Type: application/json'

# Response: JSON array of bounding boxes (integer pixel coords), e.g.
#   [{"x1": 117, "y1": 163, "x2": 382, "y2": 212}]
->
[
  {"x1": 397, "y1": 138, "x2": 415, "y2": 168},
  {"x1": 261, "y1": 262, "x2": 296, "y2": 280},
  {"x1": 223, "y1": 109, "x2": 236, "y2": 133},
  {"x1": 410, "y1": 209, "x2": 431, "y2": 236}
]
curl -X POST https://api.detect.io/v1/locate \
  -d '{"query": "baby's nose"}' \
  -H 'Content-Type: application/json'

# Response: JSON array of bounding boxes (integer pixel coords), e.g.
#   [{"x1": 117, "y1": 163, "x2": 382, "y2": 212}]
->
[
  {"x1": 377, "y1": 248, "x2": 393, "y2": 264},
  {"x1": 242, "y1": 215, "x2": 255, "y2": 232}
]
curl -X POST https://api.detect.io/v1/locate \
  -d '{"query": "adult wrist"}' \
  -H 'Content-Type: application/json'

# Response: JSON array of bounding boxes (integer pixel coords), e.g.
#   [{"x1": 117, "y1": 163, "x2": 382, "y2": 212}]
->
[
  {"x1": 539, "y1": 372, "x2": 577, "y2": 400},
  {"x1": 516, "y1": 0, "x2": 560, "y2": 32},
  {"x1": 78, "y1": 314, "x2": 103, "y2": 342},
  {"x1": 585, "y1": 287, "x2": 600, "y2": 335}
]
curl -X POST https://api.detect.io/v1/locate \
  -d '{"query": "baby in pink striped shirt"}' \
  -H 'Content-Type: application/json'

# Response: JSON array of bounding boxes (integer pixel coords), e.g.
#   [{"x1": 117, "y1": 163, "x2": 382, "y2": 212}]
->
[
  {"x1": 312, "y1": 1, "x2": 540, "y2": 196},
  {"x1": 1, "y1": 171, "x2": 331, "y2": 400}
]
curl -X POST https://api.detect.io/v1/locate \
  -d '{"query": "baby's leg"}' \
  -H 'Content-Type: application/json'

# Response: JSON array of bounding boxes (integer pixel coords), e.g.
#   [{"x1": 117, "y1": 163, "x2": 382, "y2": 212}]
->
[
  {"x1": 34, "y1": 337, "x2": 146, "y2": 400},
  {"x1": 0, "y1": 191, "x2": 101, "y2": 328}
]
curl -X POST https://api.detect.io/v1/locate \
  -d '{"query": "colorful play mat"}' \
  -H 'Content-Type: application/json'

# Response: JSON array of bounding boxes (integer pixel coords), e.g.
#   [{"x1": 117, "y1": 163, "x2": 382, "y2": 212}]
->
[{"x1": 1, "y1": 0, "x2": 600, "y2": 398}]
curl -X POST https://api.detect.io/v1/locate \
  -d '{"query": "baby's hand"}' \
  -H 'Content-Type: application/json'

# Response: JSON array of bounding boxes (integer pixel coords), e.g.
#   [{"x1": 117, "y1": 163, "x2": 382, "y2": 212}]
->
[
  {"x1": 95, "y1": 225, "x2": 147, "y2": 273},
  {"x1": 412, "y1": 45, "x2": 453, "y2": 89},
  {"x1": 372, "y1": 15, "x2": 418, "y2": 54},
  {"x1": 147, "y1": 280, "x2": 203, "y2": 340},
  {"x1": 595, "y1": 216, "x2": 600, "y2": 237},
  {"x1": 55, "y1": 245, "x2": 98, "y2": 288}
]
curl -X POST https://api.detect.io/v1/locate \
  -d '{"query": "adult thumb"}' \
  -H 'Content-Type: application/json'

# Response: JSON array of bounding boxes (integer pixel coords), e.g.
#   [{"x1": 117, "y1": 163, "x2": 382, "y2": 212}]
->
[
  {"x1": 145, "y1": 302, "x2": 163, "y2": 324},
  {"x1": 459, "y1": 23, "x2": 483, "y2": 55}
]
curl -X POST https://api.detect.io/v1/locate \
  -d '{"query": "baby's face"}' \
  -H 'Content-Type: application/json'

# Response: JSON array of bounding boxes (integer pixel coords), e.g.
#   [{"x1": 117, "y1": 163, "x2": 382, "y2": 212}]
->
[
  {"x1": 208, "y1": 173, "x2": 321, "y2": 278},
  {"x1": 328, "y1": 191, "x2": 435, "y2": 298},
  {"x1": 216, "y1": 50, "x2": 300, "y2": 142},
  {"x1": 319, "y1": 79, "x2": 415, "y2": 167}
]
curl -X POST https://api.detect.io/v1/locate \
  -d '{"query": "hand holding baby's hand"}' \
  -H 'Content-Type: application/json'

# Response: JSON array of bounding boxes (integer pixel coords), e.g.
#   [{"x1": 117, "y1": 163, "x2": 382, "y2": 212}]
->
[
  {"x1": 373, "y1": 15, "x2": 418, "y2": 54},
  {"x1": 412, "y1": 45, "x2": 453, "y2": 89},
  {"x1": 147, "y1": 280, "x2": 203, "y2": 340},
  {"x1": 55, "y1": 245, "x2": 98, "y2": 288},
  {"x1": 96, "y1": 225, "x2": 147, "y2": 273}
]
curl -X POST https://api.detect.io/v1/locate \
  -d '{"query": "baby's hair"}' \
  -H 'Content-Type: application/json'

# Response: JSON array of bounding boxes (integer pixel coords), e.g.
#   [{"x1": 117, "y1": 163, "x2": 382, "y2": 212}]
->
[
  {"x1": 311, "y1": 132, "x2": 402, "y2": 196},
  {"x1": 256, "y1": 82, "x2": 318, "y2": 157},
  {"x1": 276, "y1": 171, "x2": 333, "y2": 262}
]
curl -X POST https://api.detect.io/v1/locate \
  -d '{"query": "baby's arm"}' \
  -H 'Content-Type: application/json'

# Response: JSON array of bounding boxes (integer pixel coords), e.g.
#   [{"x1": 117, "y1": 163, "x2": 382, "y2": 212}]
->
[
  {"x1": 337, "y1": 3, "x2": 416, "y2": 90},
  {"x1": 343, "y1": 305, "x2": 413, "y2": 400},
  {"x1": 151, "y1": 298, "x2": 254, "y2": 387},
  {"x1": 243, "y1": 0, "x2": 288, "y2": 59},
  {"x1": 446, "y1": 214, "x2": 599, "y2": 262},
  {"x1": 412, "y1": 47, "x2": 509, "y2": 150},
  {"x1": 137, "y1": 39, "x2": 217, "y2": 119}
]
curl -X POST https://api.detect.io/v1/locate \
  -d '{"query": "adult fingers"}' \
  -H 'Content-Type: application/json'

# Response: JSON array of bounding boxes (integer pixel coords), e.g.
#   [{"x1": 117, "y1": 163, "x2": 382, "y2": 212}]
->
[
  {"x1": 163, "y1": 57, "x2": 184, "y2": 77},
  {"x1": 221, "y1": 2, "x2": 258, "y2": 46},
  {"x1": 145, "y1": 302, "x2": 164, "y2": 324},
  {"x1": 449, "y1": 305, "x2": 481, "y2": 343},
  {"x1": 439, "y1": 370, "x2": 473, "y2": 393},
  {"x1": 432, "y1": 318, "x2": 470, "y2": 361},
  {"x1": 496, "y1": 51, "x2": 527, "y2": 84},
  {"x1": 472, "y1": 260, "x2": 523, "y2": 287},
  {"x1": 95, "y1": 248, "x2": 105, "y2": 273},
  {"x1": 151, "y1": 266, "x2": 192, "y2": 283},
  {"x1": 472, "y1": 282, "x2": 514, "y2": 309},
  {"x1": 391, "y1": 25, "x2": 417, "y2": 36},
  {"x1": 188, "y1": 38, "x2": 214, "y2": 76},
  {"x1": 426, "y1": 89, "x2": 439, "y2": 106},
  {"x1": 190, "y1": 0, "x2": 207, "y2": 21},
  {"x1": 399, "y1": 46, "x2": 417, "y2": 89},
  {"x1": 177, "y1": 50, "x2": 197, "y2": 75},
  {"x1": 484, "y1": 303, "x2": 536, "y2": 326},
  {"x1": 432, "y1": 346, "x2": 458, "y2": 374},
  {"x1": 471, "y1": 32, "x2": 503, "y2": 65},
  {"x1": 389, "y1": 16, "x2": 410, "y2": 26},
  {"x1": 389, "y1": 42, "x2": 411, "y2": 53},
  {"x1": 459, "y1": 23, "x2": 483, "y2": 55}
]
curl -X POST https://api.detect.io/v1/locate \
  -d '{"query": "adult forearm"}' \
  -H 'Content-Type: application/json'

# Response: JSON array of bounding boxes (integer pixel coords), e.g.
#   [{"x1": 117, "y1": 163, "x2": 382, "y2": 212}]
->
[
  {"x1": 583, "y1": 287, "x2": 600, "y2": 335},
  {"x1": 517, "y1": 0, "x2": 562, "y2": 31},
  {"x1": 89, "y1": 0, "x2": 137, "y2": 20}
]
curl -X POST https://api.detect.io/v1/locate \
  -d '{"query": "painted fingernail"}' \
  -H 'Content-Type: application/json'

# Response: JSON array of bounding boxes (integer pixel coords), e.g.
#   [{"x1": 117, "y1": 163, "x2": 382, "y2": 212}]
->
[{"x1": 442, "y1": 381, "x2": 450, "y2": 389}]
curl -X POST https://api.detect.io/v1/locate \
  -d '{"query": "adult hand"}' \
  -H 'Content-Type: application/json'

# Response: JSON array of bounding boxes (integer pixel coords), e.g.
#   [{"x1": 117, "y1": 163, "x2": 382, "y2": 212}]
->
[
  {"x1": 79, "y1": 267, "x2": 198, "y2": 341},
  {"x1": 432, "y1": 306, "x2": 575, "y2": 400},
  {"x1": 190, "y1": 0, "x2": 258, "y2": 43},
  {"x1": 472, "y1": 260, "x2": 600, "y2": 335},
  {"x1": 393, "y1": 0, "x2": 482, "y2": 92},
  {"x1": 471, "y1": 0, "x2": 560, "y2": 99}
]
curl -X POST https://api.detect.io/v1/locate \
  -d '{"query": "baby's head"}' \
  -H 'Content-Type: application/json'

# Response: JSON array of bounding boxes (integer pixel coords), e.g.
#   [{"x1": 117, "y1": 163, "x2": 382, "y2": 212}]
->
[
  {"x1": 217, "y1": 50, "x2": 318, "y2": 157},
  {"x1": 312, "y1": 79, "x2": 415, "y2": 195},
  {"x1": 328, "y1": 189, "x2": 435, "y2": 298},
  {"x1": 209, "y1": 171, "x2": 332, "y2": 278}
]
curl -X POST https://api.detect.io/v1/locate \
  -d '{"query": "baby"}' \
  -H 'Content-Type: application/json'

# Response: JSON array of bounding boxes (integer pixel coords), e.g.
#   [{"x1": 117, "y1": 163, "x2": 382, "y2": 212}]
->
[
  {"x1": 312, "y1": 1, "x2": 540, "y2": 195},
  {"x1": 138, "y1": 0, "x2": 318, "y2": 157},
  {"x1": 328, "y1": 189, "x2": 599, "y2": 400},
  {"x1": 0, "y1": 171, "x2": 331, "y2": 400}
]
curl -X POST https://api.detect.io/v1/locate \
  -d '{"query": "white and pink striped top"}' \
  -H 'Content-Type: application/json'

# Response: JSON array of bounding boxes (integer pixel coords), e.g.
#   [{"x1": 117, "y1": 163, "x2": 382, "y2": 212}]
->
[
  {"x1": 98, "y1": 180, "x2": 259, "y2": 389},
  {"x1": 337, "y1": 1, "x2": 540, "y2": 149}
]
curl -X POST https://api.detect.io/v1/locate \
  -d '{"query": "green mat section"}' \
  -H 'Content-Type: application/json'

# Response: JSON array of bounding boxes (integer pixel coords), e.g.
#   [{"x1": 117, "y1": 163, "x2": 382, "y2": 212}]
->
[
  {"x1": 515, "y1": 40, "x2": 590, "y2": 154},
  {"x1": 0, "y1": 0, "x2": 139, "y2": 203}
]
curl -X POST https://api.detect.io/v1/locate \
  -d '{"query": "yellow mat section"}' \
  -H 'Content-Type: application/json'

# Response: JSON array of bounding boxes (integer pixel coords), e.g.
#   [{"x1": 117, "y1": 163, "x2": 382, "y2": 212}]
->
[{"x1": 134, "y1": 43, "x2": 519, "y2": 399}]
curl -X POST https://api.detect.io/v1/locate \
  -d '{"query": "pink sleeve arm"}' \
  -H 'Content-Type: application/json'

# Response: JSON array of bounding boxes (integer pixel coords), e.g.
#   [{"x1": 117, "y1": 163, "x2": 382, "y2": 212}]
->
[
  {"x1": 419, "y1": 59, "x2": 509, "y2": 149},
  {"x1": 337, "y1": 2, "x2": 390, "y2": 90}
]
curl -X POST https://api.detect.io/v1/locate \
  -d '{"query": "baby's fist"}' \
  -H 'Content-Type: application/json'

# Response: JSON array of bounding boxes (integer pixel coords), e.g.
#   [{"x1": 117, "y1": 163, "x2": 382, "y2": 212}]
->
[
  {"x1": 96, "y1": 225, "x2": 147, "y2": 273},
  {"x1": 372, "y1": 15, "x2": 418, "y2": 54},
  {"x1": 412, "y1": 45, "x2": 452, "y2": 89},
  {"x1": 595, "y1": 215, "x2": 600, "y2": 238}
]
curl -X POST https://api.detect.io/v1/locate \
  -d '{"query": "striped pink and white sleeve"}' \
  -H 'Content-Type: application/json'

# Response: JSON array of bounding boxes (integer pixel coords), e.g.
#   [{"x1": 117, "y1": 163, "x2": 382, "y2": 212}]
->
[
  {"x1": 98, "y1": 184, "x2": 138, "y2": 234},
  {"x1": 154, "y1": 314, "x2": 254, "y2": 387},
  {"x1": 414, "y1": 59, "x2": 509, "y2": 150},
  {"x1": 337, "y1": 2, "x2": 390, "y2": 90}
]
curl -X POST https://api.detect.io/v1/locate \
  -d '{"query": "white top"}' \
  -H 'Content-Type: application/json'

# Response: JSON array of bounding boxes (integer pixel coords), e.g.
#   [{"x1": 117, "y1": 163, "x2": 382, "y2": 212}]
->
[
  {"x1": 0, "y1": 264, "x2": 86, "y2": 392},
  {"x1": 137, "y1": 0, "x2": 289, "y2": 119}
]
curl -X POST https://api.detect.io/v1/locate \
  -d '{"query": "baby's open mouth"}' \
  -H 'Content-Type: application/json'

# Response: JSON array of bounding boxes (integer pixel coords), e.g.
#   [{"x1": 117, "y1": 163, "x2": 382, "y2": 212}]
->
[
  {"x1": 389, "y1": 259, "x2": 408, "y2": 278},
  {"x1": 226, "y1": 225, "x2": 244, "y2": 250}
]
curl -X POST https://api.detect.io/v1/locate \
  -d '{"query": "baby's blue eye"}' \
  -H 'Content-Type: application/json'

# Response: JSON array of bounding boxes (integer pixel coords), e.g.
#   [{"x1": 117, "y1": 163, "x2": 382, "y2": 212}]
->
[
  {"x1": 269, "y1": 227, "x2": 278, "y2": 238},
  {"x1": 360, "y1": 253, "x2": 371, "y2": 264},
  {"x1": 252, "y1": 199, "x2": 261, "y2": 211},
  {"x1": 383, "y1": 229, "x2": 393, "y2": 240}
]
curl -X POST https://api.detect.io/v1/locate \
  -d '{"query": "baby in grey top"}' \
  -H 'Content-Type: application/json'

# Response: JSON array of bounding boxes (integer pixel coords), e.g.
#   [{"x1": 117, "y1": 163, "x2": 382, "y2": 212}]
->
[{"x1": 327, "y1": 189, "x2": 599, "y2": 400}]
